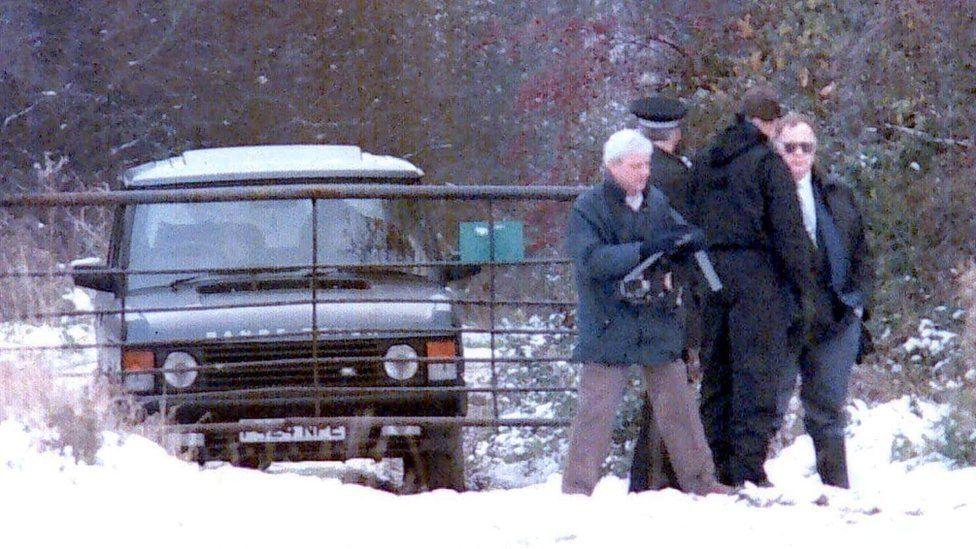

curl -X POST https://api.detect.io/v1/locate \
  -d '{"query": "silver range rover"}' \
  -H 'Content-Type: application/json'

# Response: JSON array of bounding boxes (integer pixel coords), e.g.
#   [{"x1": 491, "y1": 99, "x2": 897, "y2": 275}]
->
[{"x1": 72, "y1": 145, "x2": 472, "y2": 491}]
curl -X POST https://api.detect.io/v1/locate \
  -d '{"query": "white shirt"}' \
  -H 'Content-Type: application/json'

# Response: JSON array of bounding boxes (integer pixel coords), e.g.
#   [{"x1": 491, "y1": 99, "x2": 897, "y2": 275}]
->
[
  {"x1": 625, "y1": 193, "x2": 643, "y2": 212},
  {"x1": 795, "y1": 172, "x2": 817, "y2": 246}
]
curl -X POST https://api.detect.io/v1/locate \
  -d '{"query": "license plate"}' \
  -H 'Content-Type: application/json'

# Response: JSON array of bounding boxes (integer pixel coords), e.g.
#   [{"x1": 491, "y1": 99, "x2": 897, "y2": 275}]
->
[{"x1": 239, "y1": 420, "x2": 346, "y2": 443}]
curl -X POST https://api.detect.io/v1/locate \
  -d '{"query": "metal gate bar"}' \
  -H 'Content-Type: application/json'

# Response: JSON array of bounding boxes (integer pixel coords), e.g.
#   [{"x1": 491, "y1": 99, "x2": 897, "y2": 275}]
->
[{"x1": 167, "y1": 416, "x2": 571, "y2": 434}]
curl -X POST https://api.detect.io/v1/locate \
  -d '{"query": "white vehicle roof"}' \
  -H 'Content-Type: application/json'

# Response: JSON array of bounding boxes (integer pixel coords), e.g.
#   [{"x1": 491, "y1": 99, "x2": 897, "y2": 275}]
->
[{"x1": 122, "y1": 145, "x2": 424, "y2": 187}]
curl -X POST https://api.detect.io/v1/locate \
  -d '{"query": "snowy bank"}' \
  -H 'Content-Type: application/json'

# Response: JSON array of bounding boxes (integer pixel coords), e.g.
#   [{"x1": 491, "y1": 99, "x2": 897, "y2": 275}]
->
[{"x1": 1, "y1": 397, "x2": 973, "y2": 549}]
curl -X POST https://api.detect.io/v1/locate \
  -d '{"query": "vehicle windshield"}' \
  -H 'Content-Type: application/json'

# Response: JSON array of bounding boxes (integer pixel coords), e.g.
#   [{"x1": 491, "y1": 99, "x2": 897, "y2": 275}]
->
[{"x1": 125, "y1": 198, "x2": 423, "y2": 289}]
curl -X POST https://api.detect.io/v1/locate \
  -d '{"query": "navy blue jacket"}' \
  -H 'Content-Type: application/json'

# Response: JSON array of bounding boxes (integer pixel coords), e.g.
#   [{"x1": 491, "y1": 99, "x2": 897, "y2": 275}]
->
[{"x1": 567, "y1": 177, "x2": 691, "y2": 365}]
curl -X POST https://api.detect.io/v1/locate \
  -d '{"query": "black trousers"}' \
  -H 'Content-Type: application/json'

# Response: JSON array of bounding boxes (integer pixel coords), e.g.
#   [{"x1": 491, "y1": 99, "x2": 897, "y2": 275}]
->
[
  {"x1": 778, "y1": 315, "x2": 861, "y2": 439},
  {"x1": 629, "y1": 398, "x2": 679, "y2": 492},
  {"x1": 698, "y1": 286, "x2": 799, "y2": 486}
]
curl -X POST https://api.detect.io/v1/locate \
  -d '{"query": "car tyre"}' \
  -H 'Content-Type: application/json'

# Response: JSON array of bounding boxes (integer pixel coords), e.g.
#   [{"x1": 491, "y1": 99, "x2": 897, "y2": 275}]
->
[
  {"x1": 232, "y1": 444, "x2": 273, "y2": 471},
  {"x1": 401, "y1": 425, "x2": 465, "y2": 493},
  {"x1": 235, "y1": 454, "x2": 273, "y2": 471}
]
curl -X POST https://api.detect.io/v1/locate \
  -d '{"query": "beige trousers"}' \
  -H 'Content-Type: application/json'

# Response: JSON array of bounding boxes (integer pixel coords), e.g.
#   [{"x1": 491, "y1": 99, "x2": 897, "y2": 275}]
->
[{"x1": 561, "y1": 361, "x2": 717, "y2": 495}]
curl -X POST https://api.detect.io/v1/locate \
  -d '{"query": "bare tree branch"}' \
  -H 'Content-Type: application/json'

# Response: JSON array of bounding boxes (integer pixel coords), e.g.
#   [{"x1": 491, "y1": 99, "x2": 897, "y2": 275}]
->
[
  {"x1": 125, "y1": 4, "x2": 188, "y2": 67},
  {"x1": 618, "y1": 35, "x2": 690, "y2": 60},
  {"x1": 110, "y1": 138, "x2": 142, "y2": 156},
  {"x1": 885, "y1": 123, "x2": 974, "y2": 149},
  {"x1": 2, "y1": 101, "x2": 38, "y2": 129},
  {"x1": 646, "y1": 33, "x2": 690, "y2": 59}
]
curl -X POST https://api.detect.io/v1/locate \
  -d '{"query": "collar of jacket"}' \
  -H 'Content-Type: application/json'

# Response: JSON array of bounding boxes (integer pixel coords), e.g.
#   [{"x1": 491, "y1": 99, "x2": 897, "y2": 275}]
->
[
  {"x1": 707, "y1": 114, "x2": 767, "y2": 168},
  {"x1": 652, "y1": 146, "x2": 694, "y2": 172},
  {"x1": 811, "y1": 167, "x2": 854, "y2": 198},
  {"x1": 652, "y1": 146, "x2": 677, "y2": 164},
  {"x1": 811, "y1": 167, "x2": 825, "y2": 194},
  {"x1": 602, "y1": 173, "x2": 650, "y2": 206}
]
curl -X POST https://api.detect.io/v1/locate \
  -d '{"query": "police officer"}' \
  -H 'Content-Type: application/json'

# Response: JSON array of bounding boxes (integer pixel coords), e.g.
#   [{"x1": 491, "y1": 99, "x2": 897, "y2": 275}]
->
[
  {"x1": 561, "y1": 129, "x2": 727, "y2": 496},
  {"x1": 627, "y1": 96, "x2": 710, "y2": 493},
  {"x1": 630, "y1": 96, "x2": 695, "y2": 211},
  {"x1": 690, "y1": 86, "x2": 833, "y2": 487}
]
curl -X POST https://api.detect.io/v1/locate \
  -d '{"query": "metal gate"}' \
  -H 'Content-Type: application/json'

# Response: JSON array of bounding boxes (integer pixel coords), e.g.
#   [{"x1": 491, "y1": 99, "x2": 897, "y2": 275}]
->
[{"x1": 0, "y1": 183, "x2": 586, "y2": 469}]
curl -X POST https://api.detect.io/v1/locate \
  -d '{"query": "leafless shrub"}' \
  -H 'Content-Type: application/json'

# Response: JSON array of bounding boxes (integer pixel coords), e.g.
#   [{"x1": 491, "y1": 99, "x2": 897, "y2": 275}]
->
[
  {"x1": 961, "y1": 261, "x2": 976, "y2": 372},
  {"x1": 0, "y1": 352, "x2": 57, "y2": 426},
  {"x1": 927, "y1": 390, "x2": 976, "y2": 467},
  {"x1": 0, "y1": 155, "x2": 110, "y2": 323},
  {"x1": 0, "y1": 352, "x2": 180, "y2": 464}
]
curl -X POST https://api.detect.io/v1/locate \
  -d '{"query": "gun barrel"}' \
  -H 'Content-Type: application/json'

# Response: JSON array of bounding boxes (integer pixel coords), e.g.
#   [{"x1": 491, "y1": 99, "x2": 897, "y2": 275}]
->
[{"x1": 694, "y1": 251, "x2": 723, "y2": 292}]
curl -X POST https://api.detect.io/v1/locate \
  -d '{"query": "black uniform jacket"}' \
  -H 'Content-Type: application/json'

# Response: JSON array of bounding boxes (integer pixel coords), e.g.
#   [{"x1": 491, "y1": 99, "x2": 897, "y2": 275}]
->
[
  {"x1": 650, "y1": 147, "x2": 693, "y2": 215},
  {"x1": 689, "y1": 116, "x2": 834, "y2": 337},
  {"x1": 650, "y1": 147, "x2": 701, "y2": 350}
]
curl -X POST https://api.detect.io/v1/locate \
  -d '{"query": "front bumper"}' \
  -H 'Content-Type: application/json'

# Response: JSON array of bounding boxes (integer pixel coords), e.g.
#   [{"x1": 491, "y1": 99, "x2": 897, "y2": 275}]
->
[
  {"x1": 138, "y1": 389, "x2": 466, "y2": 421},
  {"x1": 139, "y1": 389, "x2": 465, "y2": 462}
]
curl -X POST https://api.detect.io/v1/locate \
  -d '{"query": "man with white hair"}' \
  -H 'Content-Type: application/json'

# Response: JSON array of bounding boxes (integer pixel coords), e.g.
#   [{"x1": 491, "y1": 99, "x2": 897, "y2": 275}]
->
[{"x1": 561, "y1": 129, "x2": 728, "y2": 496}]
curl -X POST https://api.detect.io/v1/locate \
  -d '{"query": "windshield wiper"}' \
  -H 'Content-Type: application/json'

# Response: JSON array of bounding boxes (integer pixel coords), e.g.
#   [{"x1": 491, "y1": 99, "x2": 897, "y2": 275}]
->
[
  {"x1": 167, "y1": 265, "x2": 410, "y2": 291},
  {"x1": 167, "y1": 266, "x2": 322, "y2": 290},
  {"x1": 325, "y1": 265, "x2": 418, "y2": 277},
  {"x1": 168, "y1": 273, "x2": 221, "y2": 291}
]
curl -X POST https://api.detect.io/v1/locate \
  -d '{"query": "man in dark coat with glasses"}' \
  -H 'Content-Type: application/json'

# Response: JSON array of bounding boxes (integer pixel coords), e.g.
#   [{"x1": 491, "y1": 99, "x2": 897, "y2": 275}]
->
[{"x1": 772, "y1": 112, "x2": 874, "y2": 488}]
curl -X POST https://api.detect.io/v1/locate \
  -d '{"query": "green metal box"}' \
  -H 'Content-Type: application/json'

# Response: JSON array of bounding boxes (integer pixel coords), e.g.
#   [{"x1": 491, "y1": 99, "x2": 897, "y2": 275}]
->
[{"x1": 458, "y1": 221, "x2": 525, "y2": 263}]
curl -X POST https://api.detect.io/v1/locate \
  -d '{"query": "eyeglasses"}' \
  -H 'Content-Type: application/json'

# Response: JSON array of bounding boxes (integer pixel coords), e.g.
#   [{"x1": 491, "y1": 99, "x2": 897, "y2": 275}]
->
[{"x1": 781, "y1": 141, "x2": 816, "y2": 154}]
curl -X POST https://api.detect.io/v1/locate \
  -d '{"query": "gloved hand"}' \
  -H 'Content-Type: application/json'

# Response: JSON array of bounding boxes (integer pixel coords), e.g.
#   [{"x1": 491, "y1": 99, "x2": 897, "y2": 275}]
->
[
  {"x1": 639, "y1": 228, "x2": 683, "y2": 259},
  {"x1": 670, "y1": 226, "x2": 706, "y2": 258},
  {"x1": 639, "y1": 226, "x2": 705, "y2": 259}
]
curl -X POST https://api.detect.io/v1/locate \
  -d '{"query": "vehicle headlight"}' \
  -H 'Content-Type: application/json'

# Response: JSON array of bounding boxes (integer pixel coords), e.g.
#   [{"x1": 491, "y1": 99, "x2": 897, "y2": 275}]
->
[
  {"x1": 162, "y1": 351, "x2": 198, "y2": 389},
  {"x1": 383, "y1": 344, "x2": 419, "y2": 380}
]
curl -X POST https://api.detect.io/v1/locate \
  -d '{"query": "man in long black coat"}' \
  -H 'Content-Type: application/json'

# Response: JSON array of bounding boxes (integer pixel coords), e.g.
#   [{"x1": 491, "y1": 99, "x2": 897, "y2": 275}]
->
[
  {"x1": 689, "y1": 86, "x2": 834, "y2": 486},
  {"x1": 772, "y1": 113, "x2": 874, "y2": 488}
]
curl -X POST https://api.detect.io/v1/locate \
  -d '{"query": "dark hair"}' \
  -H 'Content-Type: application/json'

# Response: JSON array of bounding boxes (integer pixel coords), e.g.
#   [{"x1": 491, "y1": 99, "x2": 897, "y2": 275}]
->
[
  {"x1": 740, "y1": 85, "x2": 783, "y2": 121},
  {"x1": 645, "y1": 127, "x2": 679, "y2": 142}
]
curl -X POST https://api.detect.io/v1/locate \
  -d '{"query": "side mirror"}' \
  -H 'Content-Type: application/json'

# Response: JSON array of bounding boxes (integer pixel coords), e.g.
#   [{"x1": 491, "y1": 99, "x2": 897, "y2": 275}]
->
[
  {"x1": 70, "y1": 259, "x2": 120, "y2": 293},
  {"x1": 441, "y1": 262, "x2": 483, "y2": 283},
  {"x1": 431, "y1": 256, "x2": 482, "y2": 284}
]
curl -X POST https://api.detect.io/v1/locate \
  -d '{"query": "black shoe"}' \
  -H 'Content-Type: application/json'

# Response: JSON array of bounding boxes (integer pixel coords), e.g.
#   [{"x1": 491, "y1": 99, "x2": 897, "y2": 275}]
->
[
  {"x1": 813, "y1": 436, "x2": 850, "y2": 488},
  {"x1": 713, "y1": 456, "x2": 733, "y2": 486},
  {"x1": 727, "y1": 456, "x2": 770, "y2": 488}
]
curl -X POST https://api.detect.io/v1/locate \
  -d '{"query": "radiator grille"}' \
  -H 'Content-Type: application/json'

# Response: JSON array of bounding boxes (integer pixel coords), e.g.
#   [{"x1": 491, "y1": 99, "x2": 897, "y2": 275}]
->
[{"x1": 198, "y1": 339, "x2": 388, "y2": 390}]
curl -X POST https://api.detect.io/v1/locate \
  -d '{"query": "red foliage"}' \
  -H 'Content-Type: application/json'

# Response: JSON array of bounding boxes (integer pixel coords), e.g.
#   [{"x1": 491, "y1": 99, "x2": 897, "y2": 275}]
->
[{"x1": 473, "y1": 14, "x2": 640, "y2": 248}]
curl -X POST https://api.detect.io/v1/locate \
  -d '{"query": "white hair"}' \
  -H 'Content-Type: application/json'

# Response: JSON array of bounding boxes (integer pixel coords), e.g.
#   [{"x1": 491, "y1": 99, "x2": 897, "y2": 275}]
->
[{"x1": 603, "y1": 129, "x2": 653, "y2": 167}]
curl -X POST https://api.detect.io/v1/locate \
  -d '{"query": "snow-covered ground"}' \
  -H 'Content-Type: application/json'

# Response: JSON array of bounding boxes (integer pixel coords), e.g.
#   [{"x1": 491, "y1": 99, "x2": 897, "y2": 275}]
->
[
  {"x1": 0, "y1": 396, "x2": 973, "y2": 548},
  {"x1": 2, "y1": 313, "x2": 974, "y2": 547}
]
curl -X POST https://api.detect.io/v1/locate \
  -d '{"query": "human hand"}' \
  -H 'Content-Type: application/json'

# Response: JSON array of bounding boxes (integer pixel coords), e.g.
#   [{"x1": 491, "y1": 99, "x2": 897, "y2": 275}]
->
[
  {"x1": 670, "y1": 227, "x2": 706, "y2": 258},
  {"x1": 639, "y1": 232, "x2": 681, "y2": 259}
]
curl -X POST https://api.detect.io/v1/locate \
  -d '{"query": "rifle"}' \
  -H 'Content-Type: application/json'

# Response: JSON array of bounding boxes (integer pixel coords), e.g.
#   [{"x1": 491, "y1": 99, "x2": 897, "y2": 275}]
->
[{"x1": 666, "y1": 208, "x2": 723, "y2": 292}]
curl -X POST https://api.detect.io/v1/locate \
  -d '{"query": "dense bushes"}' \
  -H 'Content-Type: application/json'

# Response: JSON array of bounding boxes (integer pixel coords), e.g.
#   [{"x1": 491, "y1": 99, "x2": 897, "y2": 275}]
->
[{"x1": 1, "y1": 1, "x2": 974, "y2": 475}]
